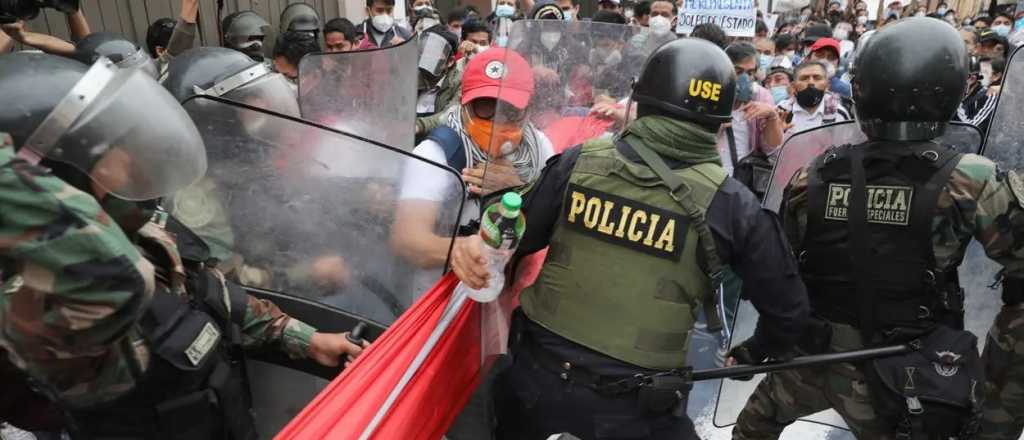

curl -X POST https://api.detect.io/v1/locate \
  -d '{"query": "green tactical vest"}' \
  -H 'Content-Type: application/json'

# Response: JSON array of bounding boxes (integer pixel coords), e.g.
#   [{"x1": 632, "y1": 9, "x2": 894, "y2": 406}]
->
[{"x1": 521, "y1": 139, "x2": 727, "y2": 370}]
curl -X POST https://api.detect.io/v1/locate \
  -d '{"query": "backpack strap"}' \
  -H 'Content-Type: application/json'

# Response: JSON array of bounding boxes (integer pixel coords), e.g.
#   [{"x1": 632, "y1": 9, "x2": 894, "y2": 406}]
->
[{"x1": 426, "y1": 125, "x2": 467, "y2": 171}]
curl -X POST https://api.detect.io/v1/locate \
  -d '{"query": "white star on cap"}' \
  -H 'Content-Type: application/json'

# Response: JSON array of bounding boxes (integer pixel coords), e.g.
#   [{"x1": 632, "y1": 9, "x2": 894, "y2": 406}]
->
[{"x1": 485, "y1": 60, "x2": 506, "y2": 79}]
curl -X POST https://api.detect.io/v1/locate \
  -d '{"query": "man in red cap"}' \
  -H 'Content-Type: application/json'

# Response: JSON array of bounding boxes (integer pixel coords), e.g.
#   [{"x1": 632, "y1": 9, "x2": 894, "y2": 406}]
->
[
  {"x1": 392, "y1": 47, "x2": 554, "y2": 273},
  {"x1": 807, "y1": 36, "x2": 852, "y2": 98}
]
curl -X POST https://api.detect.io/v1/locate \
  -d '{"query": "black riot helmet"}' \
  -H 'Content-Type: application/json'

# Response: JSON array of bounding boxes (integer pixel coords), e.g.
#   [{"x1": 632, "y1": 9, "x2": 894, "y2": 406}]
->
[
  {"x1": 852, "y1": 17, "x2": 967, "y2": 141},
  {"x1": 280, "y1": 2, "x2": 320, "y2": 36},
  {"x1": 163, "y1": 47, "x2": 299, "y2": 116},
  {"x1": 73, "y1": 31, "x2": 158, "y2": 78},
  {"x1": 632, "y1": 38, "x2": 736, "y2": 127},
  {"x1": 222, "y1": 10, "x2": 270, "y2": 61},
  {"x1": 529, "y1": 0, "x2": 565, "y2": 20},
  {"x1": 0, "y1": 52, "x2": 206, "y2": 200}
]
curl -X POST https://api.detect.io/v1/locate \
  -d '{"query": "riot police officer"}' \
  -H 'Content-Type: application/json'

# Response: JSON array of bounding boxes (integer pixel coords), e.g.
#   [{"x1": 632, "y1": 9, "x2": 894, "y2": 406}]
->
[
  {"x1": 0, "y1": 53, "x2": 363, "y2": 439},
  {"x1": 72, "y1": 31, "x2": 158, "y2": 78},
  {"x1": 222, "y1": 10, "x2": 270, "y2": 62},
  {"x1": 732, "y1": 18, "x2": 1022, "y2": 440},
  {"x1": 450, "y1": 38, "x2": 810, "y2": 440}
]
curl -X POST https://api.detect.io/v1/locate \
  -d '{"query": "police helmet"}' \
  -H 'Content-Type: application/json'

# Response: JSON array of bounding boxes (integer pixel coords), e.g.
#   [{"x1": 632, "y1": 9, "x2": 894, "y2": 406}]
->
[
  {"x1": 280, "y1": 2, "x2": 321, "y2": 35},
  {"x1": 223, "y1": 10, "x2": 270, "y2": 60},
  {"x1": 852, "y1": 17, "x2": 967, "y2": 141},
  {"x1": 73, "y1": 32, "x2": 158, "y2": 78},
  {"x1": 163, "y1": 47, "x2": 299, "y2": 115},
  {"x1": 632, "y1": 38, "x2": 736, "y2": 127},
  {"x1": 0, "y1": 53, "x2": 206, "y2": 200},
  {"x1": 529, "y1": 0, "x2": 565, "y2": 20}
]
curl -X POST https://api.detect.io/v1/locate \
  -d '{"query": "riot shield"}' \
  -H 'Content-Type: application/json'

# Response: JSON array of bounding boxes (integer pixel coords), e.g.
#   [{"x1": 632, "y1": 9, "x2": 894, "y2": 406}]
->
[
  {"x1": 763, "y1": 121, "x2": 984, "y2": 213},
  {"x1": 981, "y1": 45, "x2": 1023, "y2": 165},
  {"x1": 297, "y1": 40, "x2": 418, "y2": 151},
  {"x1": 169, "y1": 96, "x2": 465, "y2": 437},
  {"x1": 493, "y1": 20, "x2": 646, "y2": 154},
  {"x1": 709, "y1": 120, "x2": 985, "y2": 434}
]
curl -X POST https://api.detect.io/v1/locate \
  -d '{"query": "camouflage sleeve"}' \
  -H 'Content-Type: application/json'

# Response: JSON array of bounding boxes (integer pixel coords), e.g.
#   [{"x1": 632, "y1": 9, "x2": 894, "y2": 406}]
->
[
  {"x1": 943, "y1": 154, "x2": 1024, "y2": 277},
  {"x1": 0, "y1": 140, "x2": 155, "y2": 395},
  {"x1": 780, "y1": 167, "x2": 811, "y2": 250},
  {"x1": 238, "y1": 294, "x2": 316, "y2": 359}
]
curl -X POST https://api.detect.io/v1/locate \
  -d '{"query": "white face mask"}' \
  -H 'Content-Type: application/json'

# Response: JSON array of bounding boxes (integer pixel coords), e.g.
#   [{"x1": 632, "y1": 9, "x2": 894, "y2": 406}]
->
[
  {"x1": 413, "y1": 4, "x2": 429, "y2": 13},
  {"x1": 649, "y1": 15, "x2": 671, "y2": 34},
  {"x1": 372, "y1": 14, "x2": 395, "y2": 33},
  {"x1": 624, "y1": 8, "x2": 634, "y2": 19},
  {"x1": 857, "y1": 15, "x2": 868, "y2": 24},
  {"x1": 564, "y1": 9, "x2": 576, "y2": 21},
  {"x1": 495, "y1": 4, "x2": 516, "y2": 17},
  {"x1": 541, "y1": 31, "x2": 562, "y2": 50},
  {"x1": 834, "y1": 28, "x2": 850, "y2": 40},
  {"x1": 937, "y1": 7, "x2": 947, "y2": 15},
  {"x1": 824, "y1": 61, "x2": 837, "y2": 77}
]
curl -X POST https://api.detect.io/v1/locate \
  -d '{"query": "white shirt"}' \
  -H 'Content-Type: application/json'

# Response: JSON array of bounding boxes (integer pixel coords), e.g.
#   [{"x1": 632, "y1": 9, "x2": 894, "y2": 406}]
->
[
  {"x1": 780, "y1": 94, "x2": 850, "y2": 138},
  {"x1": 719, "y1": 113, "x2": 753, "y2": 176},
  {"x1": 401, "y1": 135, "x2": 556, "y2": 228}
]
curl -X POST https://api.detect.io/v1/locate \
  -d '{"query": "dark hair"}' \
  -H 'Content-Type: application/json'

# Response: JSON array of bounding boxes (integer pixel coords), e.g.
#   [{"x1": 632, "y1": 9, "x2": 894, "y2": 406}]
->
[
  {"x1": 323, "y1": 17, "x2": 357, "y2": 42},
  {"x1": 794, "y1": 59, "x2": 829, "y2": 77},
  {"x1": 991, "y1": 56, "x2": 1007, "y2": 77},
  {"x1": 592, "y1": 10, "x2": 627, "y2": 24},
  {"x1": 691, "y1": 23, "x2": 728, "y2": 48},
  {"x1": 755, "y1": 19, "x2": 768, "y2": 35},
  {"x1": 774, "y1": 32, "x2": 795, "y2": 49},
  {"x1": 461, "y1": 17, "x2": 492, "y2": 40},
  {"x1": 465, "y1": 5, "x2": 481, "y2": 15},
  {"x1": 974, "y1": 16, "x2": 992, "y2": 26},
  {"x1": 366, "y1": 0, "x2": 395, "y2": 8},
  {"x1": 725, "y1": 42, "x2": 757, "y2": 65},
  {"x1": 635, "y1": 0, "x2": 653, "y2": 17},
  {"x1": 994, "y1": 11, "x2": 1013, "y2": 22},
  {"x1": 274, "y1": 31, "x2": 321, "y2": 66},
  {"x1": 447, "y1": 7, "x2": 468, "y2": 24},
  {"x1": 146, "y1": 17, "x2": 175, "y2": 57}
]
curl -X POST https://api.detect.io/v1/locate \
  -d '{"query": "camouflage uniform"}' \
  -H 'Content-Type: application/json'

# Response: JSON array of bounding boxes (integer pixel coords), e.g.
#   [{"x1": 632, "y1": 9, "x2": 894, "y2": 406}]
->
[
  {"x1": 979, "y1": 305, "x2": 1024, "y2": 440},
  {"x1": 0, "y1": 136, "x2": 316, "y2": 409},
  {"x1": 734, "y1": 153, "x2": 1024, "y2": 440}
]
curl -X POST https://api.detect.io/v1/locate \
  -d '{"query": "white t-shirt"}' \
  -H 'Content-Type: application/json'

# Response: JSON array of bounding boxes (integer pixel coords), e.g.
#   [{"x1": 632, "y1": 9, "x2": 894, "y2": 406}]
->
[
  {"x1": 400, "y1": 135, "x2": 556, "y2": 228},
  {"x1": 780, "y1": 94, "x2": 851, "y2": 138}
]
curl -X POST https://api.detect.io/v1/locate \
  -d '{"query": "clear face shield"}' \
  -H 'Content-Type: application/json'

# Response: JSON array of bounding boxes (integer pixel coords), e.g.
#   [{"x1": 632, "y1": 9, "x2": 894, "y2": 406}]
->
[
  {"x1": 117, "y1": 47, "x2": 159, "y2": 79},
  {"x1": 417, "y1": 32, "x2": 453, "y2": 78},
  {"x1": 19, "y1": 58, "x2": 207, "y2": 201}
]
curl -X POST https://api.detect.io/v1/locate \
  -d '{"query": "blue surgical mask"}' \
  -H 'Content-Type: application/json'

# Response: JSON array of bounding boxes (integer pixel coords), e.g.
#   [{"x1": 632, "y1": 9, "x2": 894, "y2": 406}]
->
[
  {"x1": 770, "y1": 85, "x2": 790, "y2": 104},
  {"x1": 496, "y1": 4, "x2": 515, "y2": 18},
  {"x1": 564, "y1": 9, "x2": 575, "y2": 21},
  {"x1": 736, "y1": 73, "x2": 753, "y2": 103},
  {"x1": 496, "y1": 35, "x2": 509, "y2": 47},
  {"x1": 993, "y1": 24, "x2": 1011, "y2": 37},
  {"x1": 1017, "y1": 17, "x2": 1024, "y2": 31},
  {"x1": 757, "y1": 54, "x2": 772, "y2": 72}
]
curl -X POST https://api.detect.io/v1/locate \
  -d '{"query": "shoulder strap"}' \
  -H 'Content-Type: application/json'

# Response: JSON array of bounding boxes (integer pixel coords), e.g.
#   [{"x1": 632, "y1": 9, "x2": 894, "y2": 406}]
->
[
  {"x1": 726, "y1": 126, "x2": 739, "y2": 167},
  {"x1": 427, "y1": 125, "x2": 466, "y2": 171},
  {"x1": 630, "y1": 140, "x2": 726, "y2": 332}
]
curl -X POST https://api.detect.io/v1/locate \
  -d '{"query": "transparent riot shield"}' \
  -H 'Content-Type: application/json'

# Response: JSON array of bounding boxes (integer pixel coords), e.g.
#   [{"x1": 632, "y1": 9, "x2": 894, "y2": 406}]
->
[
  {"x1": 709, "y1": 120, "x2": 985, "y2": 434},
  {"x1": 169, "y1": 96, "x2": 465, "y2": 437},
  {"x1": 298, "y1": 40, "x2": 418, "y2": 150},
  {"x1": 763, "y1": 121, "x2": 985, "y2": 213}
]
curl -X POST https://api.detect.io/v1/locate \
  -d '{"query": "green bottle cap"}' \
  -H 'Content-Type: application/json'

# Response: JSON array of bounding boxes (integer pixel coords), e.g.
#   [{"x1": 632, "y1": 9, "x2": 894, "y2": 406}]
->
[{"x1": 501, "y1": 192, "x2": 522, "y2": 214}]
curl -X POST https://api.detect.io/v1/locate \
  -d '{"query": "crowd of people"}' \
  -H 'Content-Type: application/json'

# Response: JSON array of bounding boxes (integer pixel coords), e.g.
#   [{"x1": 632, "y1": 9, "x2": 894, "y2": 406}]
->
[{"x1": 0, "y1": 0, "x2": 1022, "y2": 439}]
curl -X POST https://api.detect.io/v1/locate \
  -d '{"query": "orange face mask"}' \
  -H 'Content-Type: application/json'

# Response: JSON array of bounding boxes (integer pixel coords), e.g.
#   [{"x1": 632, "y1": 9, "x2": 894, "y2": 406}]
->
[{"x1": 463, "y1": 107, "x2": 524, "y2": 158}]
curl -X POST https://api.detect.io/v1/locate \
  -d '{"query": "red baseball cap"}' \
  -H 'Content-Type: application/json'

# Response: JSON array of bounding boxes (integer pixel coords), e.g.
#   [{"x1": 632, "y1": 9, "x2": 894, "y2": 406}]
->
[
  {"x1": 809, "y1": 37, "x2": 841, "y2": 58},
  {"x1": 461, "y1": 48, "x2": 535, "y2": 110}
]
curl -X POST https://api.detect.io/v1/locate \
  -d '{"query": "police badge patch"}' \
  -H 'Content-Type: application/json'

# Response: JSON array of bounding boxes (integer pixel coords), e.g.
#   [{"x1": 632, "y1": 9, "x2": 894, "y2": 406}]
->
[
  {"x1": 824, "y1": 183, "x2": 914, "y2": 226},
  {"x1": 933, "y1": 351, "x2": 962, "y2": 377}
]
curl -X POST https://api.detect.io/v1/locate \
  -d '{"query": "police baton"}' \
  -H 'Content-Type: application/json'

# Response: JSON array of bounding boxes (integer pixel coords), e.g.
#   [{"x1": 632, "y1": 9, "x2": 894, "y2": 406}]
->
[{"x1": 691, "y1": 344, "x2": 912, "y2": 381}]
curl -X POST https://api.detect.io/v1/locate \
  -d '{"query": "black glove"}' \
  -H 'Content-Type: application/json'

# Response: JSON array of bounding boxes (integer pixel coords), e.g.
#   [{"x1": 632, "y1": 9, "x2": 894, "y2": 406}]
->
[{"x1": 725, "y1": 338, "x2": 769, "y2": 381}]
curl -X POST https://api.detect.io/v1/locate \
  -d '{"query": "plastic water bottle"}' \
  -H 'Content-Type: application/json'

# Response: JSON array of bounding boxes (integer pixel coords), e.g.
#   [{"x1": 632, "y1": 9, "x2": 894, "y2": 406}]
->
[{"x1": 464, "y1": 192, "x2": 526, "y2": 303}]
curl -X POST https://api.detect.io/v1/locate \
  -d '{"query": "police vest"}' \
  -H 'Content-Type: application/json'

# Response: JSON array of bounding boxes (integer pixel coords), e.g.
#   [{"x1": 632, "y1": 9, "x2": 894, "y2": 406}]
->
[
  {"x1": 68, "y1": 217, "x2": 256, "y2": 440},
  {"x1": 521, "y1": 139, "x2": 726, "y2": 370},
  {"x1": 800, "y1": 142, "x2": 964, "y2": 338}
]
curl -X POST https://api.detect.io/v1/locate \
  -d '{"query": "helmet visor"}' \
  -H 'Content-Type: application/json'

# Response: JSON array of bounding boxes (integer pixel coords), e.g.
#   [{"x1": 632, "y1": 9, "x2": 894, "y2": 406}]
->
[
  {"x1": 224, "y1": 71, "x2": 300, "y2": 117},
  {"x1": 417, "y1": 33, "x2": 452, "y2": 77},
  {"x1": 24, "y1": 60, "x2": 206, "y2": 200}
]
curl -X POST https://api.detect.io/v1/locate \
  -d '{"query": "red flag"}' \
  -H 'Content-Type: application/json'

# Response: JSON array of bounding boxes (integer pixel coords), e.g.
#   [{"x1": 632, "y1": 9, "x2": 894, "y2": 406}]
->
[{"x1": 275, "y1": 273, "x2": 480, "y2": 440}]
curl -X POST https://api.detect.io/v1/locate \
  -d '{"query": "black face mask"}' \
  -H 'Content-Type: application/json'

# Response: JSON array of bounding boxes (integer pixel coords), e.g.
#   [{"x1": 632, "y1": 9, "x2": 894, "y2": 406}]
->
[{"x1": 795, "y1": 85, "x2": 825, "y2": 108}]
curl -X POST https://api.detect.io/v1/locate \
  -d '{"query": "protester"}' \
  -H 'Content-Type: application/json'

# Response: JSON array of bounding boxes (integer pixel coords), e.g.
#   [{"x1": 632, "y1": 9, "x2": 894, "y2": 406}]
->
[
  {"x1": 692, "y1": 22, "x2": 728, "y2": 48},
  {"x1": 974, "y1": 15, "x2": 992, "y2": 30},
  {"x1": 961, "y1": 28, "x2": 978, "y2": 55},
  {"x1": 145, "y1": 0, "x2": 199, "y2": 79},
  {"x1": 773, "y1": 32, "x2": 798, "y2": 67},
  {"x1": 416, "y1": 25, "x2": 461, "y2": 118},
  {"x1": 956, "y1": 55, "x2": 997, "y2": 134},
  {"x1": 720, "y1": 43, "x2": 784, "y2": 176},
  {"x1": 764, "y1": 65, "x2": 794, "y2": 104},
  {"x1": 395, "y1": 48, "x2": 554, "y2": 268},
  {"x1": 447, "y1": 7, "x2": 469, "y2": 38},
  {"x1": 806, "y1": 37, "x2": 851, "y2": 98},
  {"x1": 358, "y1": 0, "x2": 412, "y2": 49},
  {"x1": 456, "y1": 17, "x2": 494, "y2": 60},
  {"x1": 556, "y1": 0, "x2": 582, "y2": 20},
  {"x1": 778, "y1": 60, "x2": 850, "y2": 136},
  {"x1": 978, "y1": 28, "x2": 1010, "y2": 58},
  {"x1": 323, "y1": 17, "x2": 358, "y2": 52},
  {"x1": 272, "y1": 31, "x2": 321, "y2": 81},
  {"x1": 992, "y1": 11, "x2": 1014, "y2": 37},
  {"x1": 597, "y1": 0, "x2": 624, "y2": 14},
  {"x1": 753, "y1": 36, "x2": 775, "y2": 80}
]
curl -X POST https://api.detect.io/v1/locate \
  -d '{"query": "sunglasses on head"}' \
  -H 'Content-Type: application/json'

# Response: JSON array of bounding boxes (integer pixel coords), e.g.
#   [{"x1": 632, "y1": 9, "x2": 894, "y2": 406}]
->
[{"x1": 470, "y1": 99, "x2": 526, "y2": 122}]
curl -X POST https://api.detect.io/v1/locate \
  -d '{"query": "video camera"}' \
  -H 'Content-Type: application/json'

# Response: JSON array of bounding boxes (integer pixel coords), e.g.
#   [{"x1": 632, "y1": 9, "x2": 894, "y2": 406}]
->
[{"x1": 0, "y1": 0, "x2": 79, "y2": 24}]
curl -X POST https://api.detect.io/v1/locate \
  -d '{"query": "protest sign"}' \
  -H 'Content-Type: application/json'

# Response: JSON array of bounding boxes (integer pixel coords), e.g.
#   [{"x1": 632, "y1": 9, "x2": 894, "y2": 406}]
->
[{"x1": 677, "y1": 0, "x2": 758, "y2": 37}]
